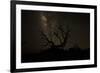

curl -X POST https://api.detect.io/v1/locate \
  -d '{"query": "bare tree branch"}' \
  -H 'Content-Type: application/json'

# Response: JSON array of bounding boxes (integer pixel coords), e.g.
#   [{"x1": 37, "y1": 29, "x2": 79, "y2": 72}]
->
[
  {"x1": 53, "y1": 31, "x2": 62, "y2": 44},
  {"x1": 56, "y1": 24, "x2": 70, "y2": 48},
  {"x1": 40, "y1": 23, "x2": 70, "y2": 49},
  {"x1": 61, "y1": 29, "x2": 70, "y2": 47},
  {"x1": 58, "y1": 24, "x2": 65, "y2": 39},
  {"x1": 41, "y1": 31, "x2": 55, "y2": 46}
]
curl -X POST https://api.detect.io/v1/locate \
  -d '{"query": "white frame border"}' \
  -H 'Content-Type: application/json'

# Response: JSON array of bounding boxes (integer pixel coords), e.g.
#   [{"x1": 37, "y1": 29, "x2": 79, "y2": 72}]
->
[{"x1": 16, "y1": 4, "x2": 95, "y2": 69}]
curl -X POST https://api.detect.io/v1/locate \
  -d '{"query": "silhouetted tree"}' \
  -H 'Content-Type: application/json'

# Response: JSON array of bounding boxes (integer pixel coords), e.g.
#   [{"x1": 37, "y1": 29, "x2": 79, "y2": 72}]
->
[{"x1": 41, "y1": 23, "x2": 70, "y2": 49}]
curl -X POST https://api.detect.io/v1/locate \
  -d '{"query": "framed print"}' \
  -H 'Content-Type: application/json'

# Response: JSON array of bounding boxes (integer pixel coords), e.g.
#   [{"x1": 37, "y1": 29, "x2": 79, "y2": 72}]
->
[{"x1": 10, "y1": 0, "x2": 97, "y2": 72}]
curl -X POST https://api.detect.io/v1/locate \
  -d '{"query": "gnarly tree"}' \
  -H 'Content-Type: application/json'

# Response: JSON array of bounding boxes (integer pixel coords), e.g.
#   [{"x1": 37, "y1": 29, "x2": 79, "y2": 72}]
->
[
  {"x1": 41, "y1": 23, "x2": 70, "y2": 49},
  {"x1": 40, "y1": 12, "x2": 70, "y2": 49}
]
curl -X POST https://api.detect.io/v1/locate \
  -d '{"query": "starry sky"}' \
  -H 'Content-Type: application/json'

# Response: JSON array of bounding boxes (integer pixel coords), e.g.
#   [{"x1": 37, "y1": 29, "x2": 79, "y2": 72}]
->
[{"x1": 21, "y1": 10, "x2": 90, "y2": 54}]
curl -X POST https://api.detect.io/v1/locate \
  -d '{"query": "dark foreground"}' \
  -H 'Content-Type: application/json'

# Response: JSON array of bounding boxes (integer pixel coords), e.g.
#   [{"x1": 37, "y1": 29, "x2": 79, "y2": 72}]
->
[{"x1": 22, "y1": 48, "x2": 90, "y2": 63}]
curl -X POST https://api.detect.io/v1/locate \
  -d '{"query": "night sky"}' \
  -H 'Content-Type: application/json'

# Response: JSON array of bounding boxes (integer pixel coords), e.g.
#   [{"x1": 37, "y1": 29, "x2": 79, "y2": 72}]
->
[{"x1": 21, "y1": 10, "x2": 90, "y2": 54}]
